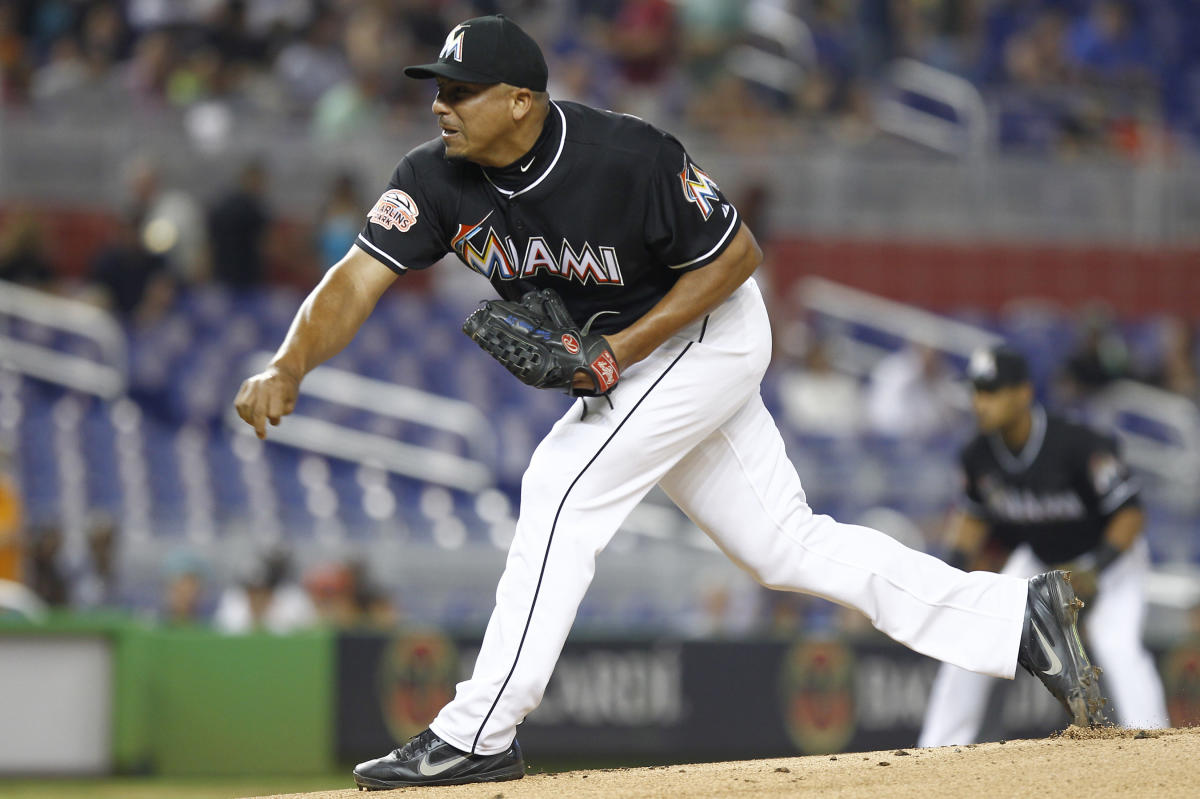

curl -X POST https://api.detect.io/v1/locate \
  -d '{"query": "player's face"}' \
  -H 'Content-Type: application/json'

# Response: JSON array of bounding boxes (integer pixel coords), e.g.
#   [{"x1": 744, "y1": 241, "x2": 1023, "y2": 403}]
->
[
  {"x1": 970, "y1": 384, "x2": 1030, "y2": 432},
  {"x1": 432, "y1": 79, "x2": 519, "y2": 165}
]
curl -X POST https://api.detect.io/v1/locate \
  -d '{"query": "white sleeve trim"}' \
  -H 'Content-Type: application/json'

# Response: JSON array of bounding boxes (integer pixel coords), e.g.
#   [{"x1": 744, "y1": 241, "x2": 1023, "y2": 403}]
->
[
  {"x1": 1098, "y1": 478, "x2": 1139, "y2": 515},
  {"x1": 668, "y1": 209, "x2": 740, "y2": 270},
  {"x1": 355, "y1": 234, "x2": 408, "y2": 272}
]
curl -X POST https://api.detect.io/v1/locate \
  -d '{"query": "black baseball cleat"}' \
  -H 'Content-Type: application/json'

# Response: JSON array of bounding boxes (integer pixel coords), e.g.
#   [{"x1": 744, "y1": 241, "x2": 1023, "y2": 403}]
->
[
  {"x1": 1018, "y1": 571, "x2": 1109, "y2": 728},
  {"x1": 353, "y1": 728, "x2": 525, "y2": 790}
]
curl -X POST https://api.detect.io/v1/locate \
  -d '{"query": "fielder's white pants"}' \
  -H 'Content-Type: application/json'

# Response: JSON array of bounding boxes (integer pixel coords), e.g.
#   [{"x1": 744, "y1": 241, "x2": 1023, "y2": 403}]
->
[
  {"x1": 918, "y1": 539, "x2": 1169, "y2": 747},
  {"x1": 431, "y1": 278, "x2": 1029, "y2": 755}
]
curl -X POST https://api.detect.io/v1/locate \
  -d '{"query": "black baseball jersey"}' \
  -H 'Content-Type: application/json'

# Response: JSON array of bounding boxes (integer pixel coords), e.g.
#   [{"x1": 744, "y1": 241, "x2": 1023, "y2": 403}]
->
[
  {"x1": 355, "y1": 100, "x2": 742, "y2": 335},
  {"x1": 960, "y1": 406, "x2": 1140, "y2": 565}
]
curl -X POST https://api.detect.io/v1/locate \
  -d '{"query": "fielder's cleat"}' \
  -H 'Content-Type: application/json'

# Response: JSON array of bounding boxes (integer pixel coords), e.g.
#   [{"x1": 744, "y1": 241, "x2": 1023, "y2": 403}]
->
[
  {"x1": 352, "y1": 728, "x2": 525, "y2": 790},
  {"x1": 1018, "y1": 571, "x2": 1109, "y2": 728}
]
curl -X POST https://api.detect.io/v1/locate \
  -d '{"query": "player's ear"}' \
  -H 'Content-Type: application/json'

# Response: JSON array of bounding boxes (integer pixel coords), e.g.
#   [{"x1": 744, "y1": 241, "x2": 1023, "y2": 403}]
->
[{"x1": 510, "y1": 86, "x2": 534, "y2": 121}]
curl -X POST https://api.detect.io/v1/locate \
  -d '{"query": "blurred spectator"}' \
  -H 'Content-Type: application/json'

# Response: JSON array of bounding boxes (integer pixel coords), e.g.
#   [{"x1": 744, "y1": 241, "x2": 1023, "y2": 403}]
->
[
  {"x1": 208, "y1": 159, "x2": 272, "y2": 287},
  {"x1": 760, "y1": 589, "x2": 808, "y2": 639},
  {"x1": 0, "y1": 0, "x2": 1197, "y2": 154},
  {"x1": 1056, "y1": 305, "x2": 1131, "y2": 404},
  {"x1": 315, "y1": 170, "x2": 362, "y2": 269},
  {"x1": 865, "y1": 343, "x2": 963, "y2": 438},
  {"x1": 777, "y1": 336, "x2": 863, "y2": 436},
  {"x1": 304, "y1": 559, "x2": 398, "y2": 629},
  {"x1": 310, "y1": 2, "x2": 394, "y2": 139},
  {"x1": 27, "y1": 523, "x2": 69, "y2": 607},
  {"x1": 123, "y1": 156, "x2": 210, "y2": 284},
  {"x1": 30, "y1": 33, "x2": 87, "y2": 103},
  {"x1": 1140, "y1": 316, "x2": 1199, "y2": 402},
  {"x1": 677, "y1": 0, "x2": 743, "y2": 90},
  {"x1": 607, "y1": 0, "x2": 678, "y2": 120},
  {"x1": 547, "y1": 31, "x2": 616, "y2": 109},
  {"x1": 162, "y1": 548, "x2": 209, "y2": 626},
  {"x1": 0, "y1": 0, "x2": 31, "y2": 103},
  {"x1": 1065, "y1": 0, "x2": 1154, "y2": 85},
  {"x1": 204, "y1": 0, "x2": 266, "y2": 65},
  {"x1": 213, "y1": 545, "x2": 317, "y2": 633},
  {"x1": 88, "y1": 213, "x2": 175, "y2": 322},
  {"x1": 121, "y1": 28, "x2": 174, "y2": 108},
  {"x1": 676, "y1": 567, "x2": 759, "y2": 639},
  {"x1": 274, "y1": 6, "x2": 350, "y2": 111},
  {"x1": 0, "y1": 209, "x2": 54, "y2": 288},
  {"x1": 74, "y1": 513, "x2": 119, "y2": 609}
]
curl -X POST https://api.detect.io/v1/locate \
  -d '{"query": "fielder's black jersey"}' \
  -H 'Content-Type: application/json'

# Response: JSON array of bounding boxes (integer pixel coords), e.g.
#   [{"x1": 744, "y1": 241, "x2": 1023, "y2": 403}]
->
[
  {"x1": 356, "y1": 100, "x2": 742, "y2": 334},
  {"x1": 960, "y1": 406, "x2": 1140, "y2": 565}
]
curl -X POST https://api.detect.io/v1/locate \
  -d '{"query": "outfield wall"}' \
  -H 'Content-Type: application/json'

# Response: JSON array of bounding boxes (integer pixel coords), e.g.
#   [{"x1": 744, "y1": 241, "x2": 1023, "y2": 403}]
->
[
  {"x1": 0, "y1": 617, "x2": 334, "y2": 776},
  {"x1": 1, "y1": 618, "x2": 1197, "y2": 775}
]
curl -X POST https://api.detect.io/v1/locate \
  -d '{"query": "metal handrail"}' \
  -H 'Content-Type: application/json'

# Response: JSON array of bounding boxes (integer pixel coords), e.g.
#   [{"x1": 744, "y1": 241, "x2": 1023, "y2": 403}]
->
[
  {"x1": 795, "y1": 276, "x2": 1002, "y2": 375},
  {"x1": 227, "y1": 352, "x2": 496, "y2": 492},
  {"x1": 875, "y1": 58, "x2": 991, "y2": 157},
  {"x1": 1088, "y1": 379, "x2": 1200, "y2": 491},
  {"x1": 0, "y1": 280, "x2": 128, "y2": 398}
]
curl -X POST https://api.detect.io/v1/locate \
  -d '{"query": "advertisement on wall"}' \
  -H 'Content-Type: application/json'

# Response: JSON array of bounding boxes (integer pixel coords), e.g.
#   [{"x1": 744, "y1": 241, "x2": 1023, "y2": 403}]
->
[{"x1": 335, "y1": 630, "x2": 1129, "y2": 762}]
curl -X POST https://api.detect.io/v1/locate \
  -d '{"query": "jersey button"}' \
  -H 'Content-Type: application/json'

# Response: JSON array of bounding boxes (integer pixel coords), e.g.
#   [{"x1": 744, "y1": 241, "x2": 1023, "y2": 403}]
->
[{"x1": 514, "y1": 219, "x2": 526, "y2": 231}]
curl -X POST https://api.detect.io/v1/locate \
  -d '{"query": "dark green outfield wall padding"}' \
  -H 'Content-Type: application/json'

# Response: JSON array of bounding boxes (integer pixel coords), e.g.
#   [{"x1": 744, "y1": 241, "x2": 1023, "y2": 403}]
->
[{"x1": 145, "y1": 628, "x2": 335, "y2": 775}]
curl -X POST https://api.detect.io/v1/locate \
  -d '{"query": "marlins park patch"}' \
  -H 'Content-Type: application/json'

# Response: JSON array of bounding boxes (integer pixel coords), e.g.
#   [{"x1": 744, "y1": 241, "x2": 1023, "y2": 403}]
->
[{"x1": 369, "y1": 189, "x2": 420, "y2": 232}]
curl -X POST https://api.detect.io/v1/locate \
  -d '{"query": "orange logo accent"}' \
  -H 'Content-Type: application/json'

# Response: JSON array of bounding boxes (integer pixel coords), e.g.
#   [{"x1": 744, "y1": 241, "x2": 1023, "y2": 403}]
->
[{"x1": 369, "y1": 189, "x2": 420, "y2": 232}]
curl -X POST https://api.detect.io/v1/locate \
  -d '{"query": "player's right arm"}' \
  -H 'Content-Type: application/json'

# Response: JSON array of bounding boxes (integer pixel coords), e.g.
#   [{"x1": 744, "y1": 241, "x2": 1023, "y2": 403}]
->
[
  {"x1": 945, "y1": 445, "x2": 991, "y2": 571},
  {"x1": 234, "y1": 245, "x2": 397, "y2": 439},
  {"x1": 943, "y1": 511, "x2": 990, "y2": 571}
]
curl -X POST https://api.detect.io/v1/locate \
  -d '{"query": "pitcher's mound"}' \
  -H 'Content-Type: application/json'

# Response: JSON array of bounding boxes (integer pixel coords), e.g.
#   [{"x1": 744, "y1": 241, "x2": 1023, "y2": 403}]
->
[{"x1": 243, "y1": 726, "x2": 1198, "y2": 799}]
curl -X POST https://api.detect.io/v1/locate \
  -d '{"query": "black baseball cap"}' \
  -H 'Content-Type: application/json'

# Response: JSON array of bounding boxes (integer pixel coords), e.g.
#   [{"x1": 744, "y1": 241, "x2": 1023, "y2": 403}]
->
[
  {"x1": 403, "y1": 15, "x2": 548, "y2": 92},
  {"x1": 967, "y1": 346, "x2": 1030, "y2": 392}
]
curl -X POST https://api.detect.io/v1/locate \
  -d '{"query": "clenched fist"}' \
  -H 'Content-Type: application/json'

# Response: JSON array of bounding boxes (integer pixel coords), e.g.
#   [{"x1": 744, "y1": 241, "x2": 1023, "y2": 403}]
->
[{"x1": 234, "y1": 364, "x2": 301, "y2": 440}]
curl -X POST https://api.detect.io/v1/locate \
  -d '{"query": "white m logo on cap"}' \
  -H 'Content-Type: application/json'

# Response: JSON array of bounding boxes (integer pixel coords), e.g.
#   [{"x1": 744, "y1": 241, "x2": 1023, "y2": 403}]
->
[{"x1": 439, "y1": 24, "x2": 468, "y2": 62}]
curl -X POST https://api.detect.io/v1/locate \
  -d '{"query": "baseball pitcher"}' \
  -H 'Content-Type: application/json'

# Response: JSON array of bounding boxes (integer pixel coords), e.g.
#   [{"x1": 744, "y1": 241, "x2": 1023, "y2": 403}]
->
[{"x1": 235, "y1": 16, "x2": 1108, "y2": 789}]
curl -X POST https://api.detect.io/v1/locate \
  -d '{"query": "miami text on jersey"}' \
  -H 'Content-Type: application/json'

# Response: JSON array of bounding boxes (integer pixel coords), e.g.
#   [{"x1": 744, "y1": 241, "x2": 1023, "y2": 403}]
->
[
  {"x1": 451, "y1": 214, "x2": 624, "y2": 285},
  {"x1": 978, "y1": 476, "x2": 1087, "y2": 523},
  {"x1": 679, "y1": 159, "x2": 722, "y2": 221}
]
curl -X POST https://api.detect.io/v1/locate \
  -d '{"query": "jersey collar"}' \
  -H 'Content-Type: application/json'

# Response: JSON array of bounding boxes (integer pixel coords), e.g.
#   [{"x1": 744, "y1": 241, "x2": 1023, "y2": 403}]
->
[
  {"x1": 988, "y1": 404, "x2": 1047, "y2": 473},
  {"x1": 481, "y1": 101, "x2": 567, "y2": 200}
]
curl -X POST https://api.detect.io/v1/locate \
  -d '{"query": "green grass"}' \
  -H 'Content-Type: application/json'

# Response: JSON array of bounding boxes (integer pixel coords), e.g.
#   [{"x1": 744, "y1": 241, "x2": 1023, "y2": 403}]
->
[{"x1": 0, "y1": 773, "x2": 352, "y2": 799}]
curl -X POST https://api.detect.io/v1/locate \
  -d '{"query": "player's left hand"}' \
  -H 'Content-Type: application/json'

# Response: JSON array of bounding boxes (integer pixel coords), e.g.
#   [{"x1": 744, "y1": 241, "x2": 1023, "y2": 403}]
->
[{"x1": 463, "y1": 289, "x2": 621, "y2": 397}]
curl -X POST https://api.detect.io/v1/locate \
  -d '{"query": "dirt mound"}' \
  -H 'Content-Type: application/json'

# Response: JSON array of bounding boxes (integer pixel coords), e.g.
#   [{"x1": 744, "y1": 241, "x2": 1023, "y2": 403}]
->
[{"x1": 243, "y1": 727, "x2": 1199, "y2": 799}]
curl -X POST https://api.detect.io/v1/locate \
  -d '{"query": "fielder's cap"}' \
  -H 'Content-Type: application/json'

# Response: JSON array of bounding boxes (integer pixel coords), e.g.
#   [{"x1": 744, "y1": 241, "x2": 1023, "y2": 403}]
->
[
  {"x1": 967, "y1": 346, "x2": 1030, "y2": 392},
  {"x1": 403, "y1": 15, "x2": 548, "y2": 92}
]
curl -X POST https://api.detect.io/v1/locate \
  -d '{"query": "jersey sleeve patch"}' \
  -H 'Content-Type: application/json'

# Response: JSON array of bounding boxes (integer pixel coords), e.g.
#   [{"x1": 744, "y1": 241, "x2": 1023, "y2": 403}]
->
[
  {"x1": 368, "y1": 189, "x2": 420, "y2": 232},
  {"x1": 678, "y1": 160, "x2": 724, "y2": 221}
]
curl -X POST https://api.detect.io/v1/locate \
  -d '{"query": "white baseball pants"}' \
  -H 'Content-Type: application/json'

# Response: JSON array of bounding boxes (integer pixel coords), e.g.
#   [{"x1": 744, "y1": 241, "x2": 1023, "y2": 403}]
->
[
  {"x1": 918, "y1": 538, "x2": 1169, "y2": 747},
  {"x1": 430, "y1": 278, "x2": 1030, "y2": 755}
]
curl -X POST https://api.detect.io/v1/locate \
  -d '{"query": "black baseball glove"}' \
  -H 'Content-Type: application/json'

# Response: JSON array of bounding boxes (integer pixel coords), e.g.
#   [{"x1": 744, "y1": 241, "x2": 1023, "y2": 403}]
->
[{"x1": 462, "y1": 289, "x2": 619, "y2": 397}]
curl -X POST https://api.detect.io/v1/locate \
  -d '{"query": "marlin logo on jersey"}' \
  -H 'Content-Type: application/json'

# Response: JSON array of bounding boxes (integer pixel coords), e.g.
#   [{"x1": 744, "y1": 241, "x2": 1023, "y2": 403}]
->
[
  {"x1": 440, "y1": 23, "x2": 468, "y2": 62},
  {"x1": 679, "y1": 160, "x2": 722, "y2": 221},
  {"x1": 451, "y1": 213, "x2": 625, "y2": 285}
]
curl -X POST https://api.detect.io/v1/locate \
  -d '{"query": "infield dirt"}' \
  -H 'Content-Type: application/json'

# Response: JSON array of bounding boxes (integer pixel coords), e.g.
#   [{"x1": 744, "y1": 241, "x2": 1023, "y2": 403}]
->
[{"x1": 243, "y1": 726, "x2": 1198, "y2": 799}]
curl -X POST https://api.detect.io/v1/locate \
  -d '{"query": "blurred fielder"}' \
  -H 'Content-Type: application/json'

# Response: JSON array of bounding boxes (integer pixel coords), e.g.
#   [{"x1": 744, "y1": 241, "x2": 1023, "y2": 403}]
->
[{"x1": 919, "y1": 346, "x2": 1169, "y2": 747}]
